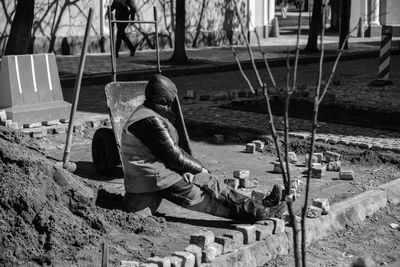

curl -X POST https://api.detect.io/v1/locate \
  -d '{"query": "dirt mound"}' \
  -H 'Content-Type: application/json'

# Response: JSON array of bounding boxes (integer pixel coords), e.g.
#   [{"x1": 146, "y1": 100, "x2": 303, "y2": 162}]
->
[{"x1": 0, "y1": 126, "x2": 165, "y2": 266}]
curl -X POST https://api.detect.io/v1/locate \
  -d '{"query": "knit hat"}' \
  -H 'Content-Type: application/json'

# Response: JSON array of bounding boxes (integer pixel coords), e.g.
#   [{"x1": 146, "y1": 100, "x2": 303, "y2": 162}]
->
[{"x1": 145, "y1": 74, "x2": 177, "y2": 105}]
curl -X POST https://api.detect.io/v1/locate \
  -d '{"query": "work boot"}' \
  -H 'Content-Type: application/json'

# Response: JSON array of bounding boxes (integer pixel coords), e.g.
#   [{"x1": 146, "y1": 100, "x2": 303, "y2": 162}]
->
[
  {"x1": 262, "y1": 184, "x2": 282, "y2": 207},
  {"x1": 256, "y1": 201, "x2": 287, "y2": 221}
]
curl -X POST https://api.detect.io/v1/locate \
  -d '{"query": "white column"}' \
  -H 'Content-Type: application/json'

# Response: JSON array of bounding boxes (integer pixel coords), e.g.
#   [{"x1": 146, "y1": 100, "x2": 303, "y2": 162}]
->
[
  {"x1": 248, "y1": 0, "x2": 256, "y2": 30},
  {"x1": 371, "y1": 0, "x2": 380, "y2": 25},
  {"x1": 361, "y1": 0, "x2": 368, "y2": 25},
  {"x1": 268, "y1": 0, "x2": 275, "y2": 25}
]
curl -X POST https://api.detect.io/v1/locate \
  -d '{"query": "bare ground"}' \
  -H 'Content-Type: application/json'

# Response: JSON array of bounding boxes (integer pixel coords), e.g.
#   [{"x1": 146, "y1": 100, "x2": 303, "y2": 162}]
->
[{"x1": 1, "y1": 126, "x2": 400, "y2": 266}]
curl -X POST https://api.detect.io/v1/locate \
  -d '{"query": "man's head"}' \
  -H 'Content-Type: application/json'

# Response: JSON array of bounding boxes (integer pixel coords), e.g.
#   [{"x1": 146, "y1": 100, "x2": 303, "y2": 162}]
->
[{"x1": 145, "y1": 74, "x2": 177, "y2": 106}]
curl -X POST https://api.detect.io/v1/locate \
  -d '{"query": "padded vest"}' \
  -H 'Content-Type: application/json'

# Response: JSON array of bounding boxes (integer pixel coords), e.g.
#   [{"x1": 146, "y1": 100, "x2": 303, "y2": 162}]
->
[{"x1": 120, "y1": 105, "x2": 182, "y2": 193}]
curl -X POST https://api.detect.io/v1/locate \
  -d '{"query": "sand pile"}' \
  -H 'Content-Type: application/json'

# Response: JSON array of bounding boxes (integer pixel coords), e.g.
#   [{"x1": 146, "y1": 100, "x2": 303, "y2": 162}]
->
[{"x1": 0, "y1": 126, "x2": 165, "y2": 266}]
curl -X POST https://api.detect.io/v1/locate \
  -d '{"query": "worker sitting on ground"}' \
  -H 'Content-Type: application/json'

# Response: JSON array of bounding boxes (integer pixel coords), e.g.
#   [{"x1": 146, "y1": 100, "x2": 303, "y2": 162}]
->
[{"x1": 121, "y1": 74, "x2": 286, "y2": 223}]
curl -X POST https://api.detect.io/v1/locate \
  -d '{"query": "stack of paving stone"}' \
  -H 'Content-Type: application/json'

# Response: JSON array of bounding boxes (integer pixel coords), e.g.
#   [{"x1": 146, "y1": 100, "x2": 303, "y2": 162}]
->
[
  {"x1": 306, "y1": 198, "x2": 330, "y2": 218},
  {"x1": 224, "y1": 169, "x2": 258, "y2": 189},
  {"x1": 306, "y1": 151, "x2": 355, "y2": 180}
]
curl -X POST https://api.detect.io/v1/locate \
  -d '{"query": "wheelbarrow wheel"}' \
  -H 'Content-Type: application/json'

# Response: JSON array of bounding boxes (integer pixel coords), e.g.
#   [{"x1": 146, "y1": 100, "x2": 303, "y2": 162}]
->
[{"x1": 92, "y1": 128, "x2": 120, "y2": 175}]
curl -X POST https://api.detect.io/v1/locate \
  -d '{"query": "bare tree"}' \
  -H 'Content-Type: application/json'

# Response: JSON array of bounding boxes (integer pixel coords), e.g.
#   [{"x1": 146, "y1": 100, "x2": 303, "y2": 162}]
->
[
  {"x1": 4, "y1": 0, "x2": 34, "y2": 55},
  {"x1": 192, "y1": 0, "x2": 207, "y2": 48},
  {"x1": 170, "y1": 0, "x2": 187, "y2": 63}
]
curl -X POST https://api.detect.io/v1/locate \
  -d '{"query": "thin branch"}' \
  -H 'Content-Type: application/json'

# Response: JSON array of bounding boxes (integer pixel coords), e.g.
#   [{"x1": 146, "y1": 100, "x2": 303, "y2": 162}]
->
[
  {"x1": 253, "y1": 28, "x2": 277, "y2": 88},
  {"x1": 231, "y1": 45, "x2": 255, "y2": 94},
  {"x1": 233, "y1": 1, "x2": 263, "y2": 89},
  {"x1": 290, "y1": 0, "x2": 304, "y2": 92}
]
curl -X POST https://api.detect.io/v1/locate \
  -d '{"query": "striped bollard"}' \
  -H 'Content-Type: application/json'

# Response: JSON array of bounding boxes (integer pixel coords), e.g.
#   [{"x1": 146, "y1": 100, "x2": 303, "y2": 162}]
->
[{"x1": 369, "y1": 25, "x2": 393, "y2": 86}]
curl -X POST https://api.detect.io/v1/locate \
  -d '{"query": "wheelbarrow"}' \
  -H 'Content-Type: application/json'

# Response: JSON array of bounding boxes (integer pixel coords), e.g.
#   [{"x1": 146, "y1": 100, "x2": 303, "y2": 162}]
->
[{"x1": 91, "y1": 6, "x2": 191, "y2": 175}]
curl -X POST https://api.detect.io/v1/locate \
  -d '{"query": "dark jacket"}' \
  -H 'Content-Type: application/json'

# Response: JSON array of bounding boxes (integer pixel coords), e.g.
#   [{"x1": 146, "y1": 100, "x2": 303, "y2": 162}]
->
[{"x1": 111, "y1": 0, "x2": 137, "y2": 20}]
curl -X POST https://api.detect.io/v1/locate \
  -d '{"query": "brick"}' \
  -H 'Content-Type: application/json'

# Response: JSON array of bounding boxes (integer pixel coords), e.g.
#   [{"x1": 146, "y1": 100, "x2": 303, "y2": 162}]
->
[
  {"x1": 252, "y1": 140, "x2": 265, "y2": 152},
  {"x1": 233, "y1": 170, "x2": 250, "y2": 179},
  {"x1": 202, "y1": 243, "x2": 222, "y2": 263},
  {"x1": 23, "y1": 122, "x2": 42, "y2": 128},
  {"x1": 312, "y1": 198, "x2": 330, "y2": 215},
  {"x1": 311, "y1": 163, "x2": 326, "y2": 178},
  {"x1": 165, "y1": 256, "x2": 182, "y2": 267},
  {"x1": 314, "y1": 153, "x2": 324, "y2": 163},
  {"x1": 172, "y1": 251, "x2": 195, "y2": 267},
  {"x1": 255, "y1": 220, "x2": 274, "y2": 240},
  {"x1": 269, "y1": 218, "x2": 285, "y2": 234},
  {"x1": 184, "y1": 245, "x2": 202, "y2": 267},
  {"x1": 31, "y1": 129, "x2": 47, "y2": 139},
  {"x1": 223, "y1": 178, "x2": 239, "y2": 190},
  {"x1": 327, "y1": 161, "x2": 341, "y2": 172},
  {"x1": 222, "y1": 230, "x2": 244, "y2": 246},
  {"x1": 235, "y1": 225, "x2": 256, "y2": 244},
  {"x1": 213, "y1": 134, "x2": 224, "y2": 144},
  {"x1": 186, "y1": 90, "x2": 196, "y2": 99},
  {"x1": 245, "y1": 143, "x2": 256, "y2": 153},
  {"x1": 0, "y1": 110, "x2": 7, "y2": 121},
  {"x1": 120, "y1": 261, "x2": 139, "y2": 267},
  {"x1": 42, "y1": 120, "x2": 60, "y2": 126},
  {"x1": 339, "y1": 170, "x2": 355, "y2": 180},
  {"x1": 240, "y1": 178, "x2": 258, "y2": 189},
  {"x1": 146, "y1": 256, "x2": 171, "y2": 267},
  {"x1": 306, "y1": 206, "x2": 323, "y2": 218},
  {"x1": 305, "y1": 154, "x2": 319, "y2": 165},
  {"x1": 251, "y1": 190, "x2": 266, "y2": 201},
  {"x1": 214, "y1": 236, "x2": 236, "y2": 254},
  {"x1": 325, "y1": 151, "x2": 341, "y2": 162},
  {"x1": 287, "y1": 152, "x2": 298, "y2": 164},
  {"x1": 189, "y1": 230, "x2": 214, "y2": 250},
  {"x1": 273, "y1": 161, "x2": 290, "y2": 174}
]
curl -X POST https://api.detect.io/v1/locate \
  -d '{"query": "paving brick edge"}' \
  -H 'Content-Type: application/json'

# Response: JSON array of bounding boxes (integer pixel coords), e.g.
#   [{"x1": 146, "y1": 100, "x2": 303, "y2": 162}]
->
[{"x1": 120, "y1": 178, "x2": 400, "y2": 267}]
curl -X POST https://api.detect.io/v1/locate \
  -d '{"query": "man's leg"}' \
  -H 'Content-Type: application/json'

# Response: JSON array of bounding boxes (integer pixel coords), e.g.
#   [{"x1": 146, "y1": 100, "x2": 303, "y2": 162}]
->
[
  {"x1": 117, "y1": 23, "x2": 136, "y2": 56},
  {"x1": 158, "y1": 174, "x2": 286, "y2": 223}
]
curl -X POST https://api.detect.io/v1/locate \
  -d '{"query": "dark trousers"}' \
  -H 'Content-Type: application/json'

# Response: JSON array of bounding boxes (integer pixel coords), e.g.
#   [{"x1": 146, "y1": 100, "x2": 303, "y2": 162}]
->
[{"x1": 116, "y1": 23, "x2": 135, "y2": 54}]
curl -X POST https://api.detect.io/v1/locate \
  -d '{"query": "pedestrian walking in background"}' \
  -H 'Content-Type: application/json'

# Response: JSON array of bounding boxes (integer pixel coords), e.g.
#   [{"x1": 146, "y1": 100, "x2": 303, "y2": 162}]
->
[{"x1": 109, "y1": 0, "x2": 137, "y2": 57}]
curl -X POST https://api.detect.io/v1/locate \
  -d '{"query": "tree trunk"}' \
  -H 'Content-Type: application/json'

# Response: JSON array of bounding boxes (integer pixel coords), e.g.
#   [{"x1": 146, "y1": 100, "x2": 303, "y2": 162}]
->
[
  {"x1": 338, "y1": 0, "x2": 350, "y2": 49},
  {"x1": 170, "y1": 0, "x2": 187, "y2": 63},
  {"x1": 4, "y1": 0, "x2": 35, "y2": 55},
  {"x1": 192, "y1": 0, "x2": 207, "y2": 48},
  {"x1": 304, "y1": 0, "x2": 322, "y2": 53}
]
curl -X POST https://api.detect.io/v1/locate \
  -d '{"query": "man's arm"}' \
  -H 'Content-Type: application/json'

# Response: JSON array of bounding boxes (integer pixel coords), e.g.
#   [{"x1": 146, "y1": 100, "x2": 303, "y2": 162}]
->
[
  {"x1": 126, "y1": 0, "x2": 137, "y2": 19},
  {"x1": 128, "y1": 117, "x2": 204, "y2": 174}
]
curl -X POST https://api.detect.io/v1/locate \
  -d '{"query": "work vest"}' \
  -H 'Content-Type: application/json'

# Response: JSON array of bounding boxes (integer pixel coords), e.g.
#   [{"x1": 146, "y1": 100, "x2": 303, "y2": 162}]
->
[{"x1": 120, "y1": 105, "x2": 182, "y2": 193}]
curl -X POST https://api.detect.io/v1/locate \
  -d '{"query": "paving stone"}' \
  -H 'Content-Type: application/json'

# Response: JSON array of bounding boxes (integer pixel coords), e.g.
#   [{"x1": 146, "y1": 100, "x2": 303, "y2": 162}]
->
[
  {"x1": 245, "y1": 143, "x2": 256, "y2": 153},
  {"x1": 313, "y1": 153, "x2": 324, "y2": 163},
  {"x1": 235, "y1": 225, "x2": 256, "y2": 244},
  {"x1": 306, "y1": 206, "x2": 323, "y2": 218},
  {"x1": 202, "y1": 243, "x2": 222, "y2": 263},
  {"x1": 305, "y1": 154, "x2": 319, "y2": 165},
  {"x1": 31, "y1": 129, "x2": 48, "y2": 139},
  {"x1": 339, "y1": 170, "x2": 355, "y2": 180},
  {"x1": 120, "y1": 261, "x2": 139, "y2": 267},
  {"x1": 86, "y1": 120, "x2": 101, "y2": 129},
  {"x1": 255, "y1": 220, "x2": 274, "y2": 240},
  {"x1": 214, "y1": 236, "x2": 236, "y2": 254},
  {"x1": 0, "y1": 110, "x2": 7, "y2": 121},
  {"x1": 0, "y1": 120, "x2": 19, "y2": 129},
  {"x1": 23, "y1": 122, "x2": 42, "y2": 128},
  {"x1": 327, "y1": 161, "x2": 341, "y2": 172},
  {"x1": 146, "y1": 256, "x2": 171, "y2": 267},
  {"x1": 252, "y1": 140, "x2": 265, "y2": 152},
  {"x1": 42, "y1": 120, "x2": 61, "y2": 126},
  {"x1": 172, "y1": 251, "x2": 195, "y2": 267},
  {"x1": 312, "y1": 198, "x2": 330, "y2": 215},
  {"x1": 325, "y1": 151, "x2": 341, "y2": 162},
  {"x1": 190, "y1": 230, "x2": 214, "y2": 250},
  {"x1": 213, "y1": 134, "x2": 224, "y2": 144},
  {"x1": 240, "y1": 178, "x2": 258, "y2": 189},
  {"x1": 223, "y1": 178, "x2": 239, "y2": 190},
  {"x1": 184, "y1": 245, "x2": 202, "y2": 267},
  {"x1": 222, "y1": 230, "x2": 244, "y2": 246},
  {"x1": 311, "y1": 163, "x2": 326, "y2": 178},
  {"x1": 165, "y1": 256, "x2": 182, "y2": 267},
  {"x1": 287, "y1": 151, "x2": 298, "y2": 164},
  {"x1": 251, "y1": 190, "x2": 266, "y2": 201},
  {"x1": 233, "y1": 170, "x2": 250, "y2": 179},
  {"x1": 269, "y1": 218, "x2": 285, "y2": 234},
  {"x1": 273, "y1": 161, "x2": 292, "y2": 174},
  {"x1": 60, "y1": 118, "x2": 69, "y2": 123}
]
